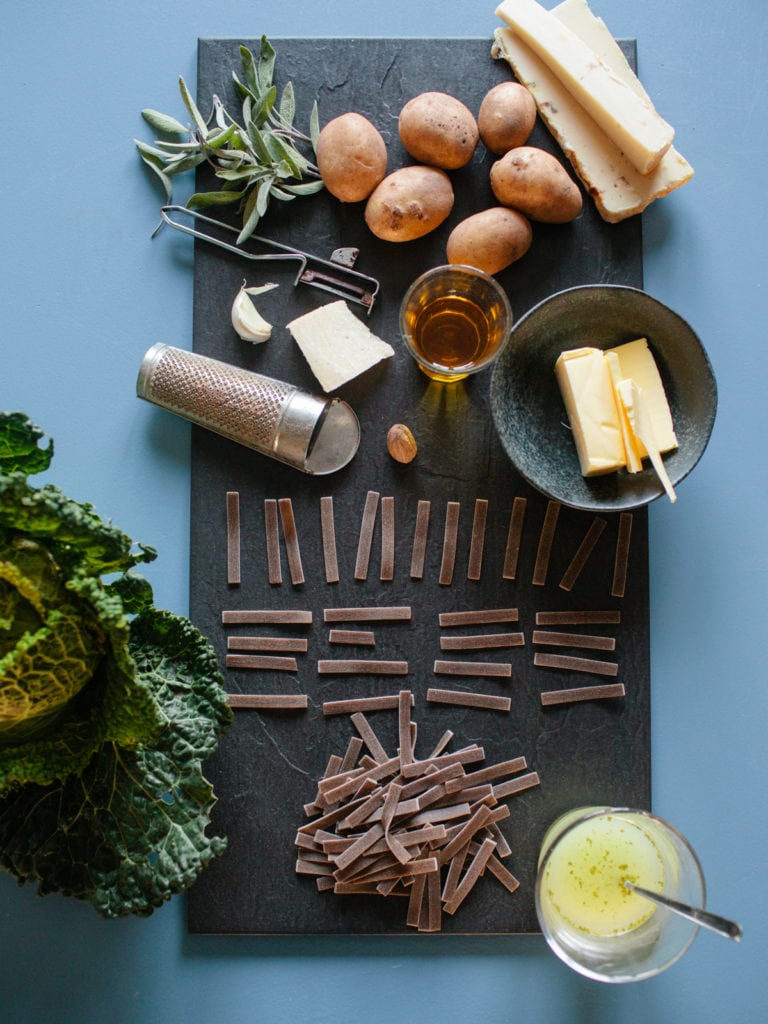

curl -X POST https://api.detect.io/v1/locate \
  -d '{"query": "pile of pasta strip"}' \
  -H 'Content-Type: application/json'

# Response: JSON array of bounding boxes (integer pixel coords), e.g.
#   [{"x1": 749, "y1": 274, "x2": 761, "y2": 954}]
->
[{"x1": 295, "y1": 690, "x2": 539, "y2": 931}]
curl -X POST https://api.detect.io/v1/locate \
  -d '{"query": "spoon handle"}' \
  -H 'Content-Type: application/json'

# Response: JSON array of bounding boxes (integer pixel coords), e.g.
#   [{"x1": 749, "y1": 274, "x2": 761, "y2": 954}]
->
[{"x1": 625, "y1": 882, "x2": 742, "y2": 942}]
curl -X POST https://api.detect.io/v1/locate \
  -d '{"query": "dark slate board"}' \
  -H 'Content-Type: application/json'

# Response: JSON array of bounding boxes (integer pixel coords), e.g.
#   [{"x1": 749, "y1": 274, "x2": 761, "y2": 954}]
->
[{"x1": 185, "y1": 37, "x2": 649, "y2": 935}]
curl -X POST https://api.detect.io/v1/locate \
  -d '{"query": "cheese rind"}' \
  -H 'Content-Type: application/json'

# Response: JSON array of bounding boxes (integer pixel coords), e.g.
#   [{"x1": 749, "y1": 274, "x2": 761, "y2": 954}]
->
[
  {"x1": 554, "y1": 347, "x2": 625, "y2": 477},
  {"x1": 495, "y1": 0, "x2": 674, "y2": 174},
  {"x1": 287, "y1": 300, "x2": 394, "y2": 393},
  {"x1": 491, "y1": 1, "x2": 693, "y2": 223}
]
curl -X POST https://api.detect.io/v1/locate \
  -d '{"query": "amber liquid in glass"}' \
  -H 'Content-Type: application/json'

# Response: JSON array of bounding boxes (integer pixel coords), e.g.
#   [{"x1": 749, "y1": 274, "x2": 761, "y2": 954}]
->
[{"x1": 405, "y1": 294, "x2": 494, "y2": 370}]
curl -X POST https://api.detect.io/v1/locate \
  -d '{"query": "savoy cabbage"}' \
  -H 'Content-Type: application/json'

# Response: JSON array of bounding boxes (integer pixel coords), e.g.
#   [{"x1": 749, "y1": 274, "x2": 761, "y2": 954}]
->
[{"x1": 0, "y1": 412, "x2": 232, "y2": 917}]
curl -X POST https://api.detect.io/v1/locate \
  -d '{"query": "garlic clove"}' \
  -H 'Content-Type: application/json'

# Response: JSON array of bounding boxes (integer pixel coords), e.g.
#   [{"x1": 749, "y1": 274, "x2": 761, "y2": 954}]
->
[{"x1": 231, "y1": 282, "x2": 278, "y2": 343}]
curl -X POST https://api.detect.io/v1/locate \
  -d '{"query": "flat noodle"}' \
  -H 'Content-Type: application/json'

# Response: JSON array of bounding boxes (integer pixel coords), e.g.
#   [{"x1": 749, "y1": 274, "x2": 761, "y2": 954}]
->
[
  {"x1": 328, "y1": 629, "x2": 375, "y2": 646},
  {"x1": 467, "y1": 498, "x2": 489, "y2": 581},
  {"x1": 532, "y1": 500, "x2": 561, "y2": 586},
  {"x1": 406, "y1": 873, "x2": 427, "y2": 928},
  {"x1": 532, "y1": 630, "x2": 615, "y2": 652},
  {"x1": 439, "y1": 501, "x2": 461, "y2": 585},
  {"x1": 354, "y1": 490, "x2": 380, "y2": 581},
  {"x1": 559, "y1": 516, "x2": 607, "y2": 592},
  {"x1": 317, "y1": 659, "x2": 409, "y2": 675},
  {"x1": 324, "y1": 605, "x2": 412, "y2": 623},
  {"x1": 486, "y1": 854, "x2": 521, "y2": 895},
  {"x1": 226, "y1": 491, "x2": 240, "y2": 585},
  {"x1": 536, "y1": 610, "x2": 621, "y2": 626},
  {"x1": 492, "y1": 771, "x2": 540, "y2": 799},
  {"x1": 380, "y1": 495, "x2": 395, "y2": 581},
  {"x1": 320, "y1": 496, "x2": 340, "y2": 584},
  {"x1": 398, "y1": 689, "x2": 414, "y2": 765},
  {"x1": 433, "y1": 660, "x2": 512, "y2": 679},
  {"x1": 410, "y1": 499, "x2": 431, "y2": 579},
  {"x1": 502, "y1": 496, "x2": 527, "y2": 580},
  {"x1": 227, "y1": 693, "x2": 308, "y2": 709},
  {"x1": 445, "y1": 756, "x2": 528, "y2": 792},
  {"x1": 439, "y1": 608, "x2": 519, "y2": 627},
  {"x1": 322, "y1": 694, "x2": 409, "y2": 716},
  {"x1": 350, "y1": 712, "x2": 390, "y2": 764},
  {"x1": 612, "y1": 511, "x2": 634, "y2": 598},
  {"x1": 228, "y1": 636, "x2": 308, "y2": 653},
  {"x1": 278, "y1": 498, "x2": 305, "y2": 585},
  {"x1": 429, "y1": 730, "x2": 454, "y2": 758},
  {"x1": 541, "y1": 683, "x2": 626, "y2": 705},
  {"x1": 225, "y1": 654, "x2": 299, "y2": 671},
  {"x1": 534, "y1": 652, "x2": 619, "y2": 677},
  {"x1": 264, "y1": 498, "x2": 282, "y2": 585},
  {"x1": 443, "y1": 837, "x2": 496, "y2": 916},
  {"x1": 440, "y1": 632, "x2": 525, "y2": 651},
  {"x1": 222, "y1": 609, "x2": 313, "y2": 625},
  {"x1": 424, "y1": 869, "x2": 442, "y2": 933},
  {"x1": 427, "y1": 688, "x2": 512, "y2": 712}
]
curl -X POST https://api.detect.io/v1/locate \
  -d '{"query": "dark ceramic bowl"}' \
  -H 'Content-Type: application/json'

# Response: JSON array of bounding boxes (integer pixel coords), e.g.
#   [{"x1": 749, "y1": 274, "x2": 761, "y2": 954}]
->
[{"x1": 489, "y1": 285, "x2": 717, "y2": 512}]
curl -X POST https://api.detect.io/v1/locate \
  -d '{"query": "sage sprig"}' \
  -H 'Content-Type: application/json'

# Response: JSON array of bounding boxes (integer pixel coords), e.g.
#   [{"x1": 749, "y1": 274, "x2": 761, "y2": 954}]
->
[{"x1": 135, "y1": 36, "x2": 324, "y2": 243}]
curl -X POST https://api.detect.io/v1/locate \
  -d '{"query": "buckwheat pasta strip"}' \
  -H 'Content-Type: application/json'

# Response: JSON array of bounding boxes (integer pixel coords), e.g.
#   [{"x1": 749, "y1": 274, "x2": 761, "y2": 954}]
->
[
  {"x1": 540, "y1": 683, "x2": 626, "y2": 705},
  {"x1": 324, "y1": 606, "x2": 412, "y2": 622},
  {"x1": 328, "y1": 629, "x2": 375, "y2": 646},
  {"x1": 322, "y1": 694, "x2": 411, "y2": 716},
  {"x1": 467, "y1": 498, "x2": 488, "y2": 581},
  {"x1": 612, "y1": 512, "x2": 634, "y2": 598},
  {"x1": 225, "y1": 654, "x2": 299, "y2": 671},
  {"x1": 317, "y1": 660, "x2": 409, "y2": 675},
  {"x1": 439, "y1": 501, "x2": 461, "y2": 586},
  {"x1": 559, "y1": 516, "x2": 607, "y2": 592},
  {"x1": 227, "y1": 693, "x2": 308, "y2": 709},
  {"x1": 532, "y1": 500, "x2": 561, "y2": 586},
  {"x1": 534, "y1": 652, "x2": 619, "y2": 677},
  {"x1": 278, "y1": 498, "x2": 304, "y2": 585},
  {"x1": 535, "y1": 610, "x2": 621, "y2": 626},
  {"x1": 492, "y1": 771, "x2": 540, "y2": 799},
  {"x1": 433, "y1": 660, "x2": 512, "y2": 679},
  {"x1": 440, "y1": 632, "x2": 525, "y2": 651},
  {"x1": 532, "y1": 630, "x2": 615, "y2": 651},
  {"x1": 502, "y1": 496, "x2": 527, "y2": 580},
  {"x1": 410, "y1": 499, "x2": 431, "y2": 579},
  {"x1": 227, "y1": 636, "x2": 308, "y2": 653},
  {"x1": 264, "y1": 498, "x2": 282, "y2": 585},
  {"x1": 380, "y1": 495, "x2": 395, "y2": 581},
  {"x1": 320, "y1": 496, "x2": 340, "y2": 584},
  {"x1": 354, "y1": 490, "x2": 380, "y2": 581},
  {"x1": 427, "y1": 688, "x2": 512, "y2": 712},
  {"x1": 442, "y1": 837, "x2": 496, "y2": 915},
  {"x1": 222, "y1": 609, "x2": 313, "y2": 625},
  {"x1": 226, "y1": 491, "x2": 240, "y2": 585},
  {"x1": 439, "y1": 608, "x2": 519, "y2": 627},
  {"x1": 398, "y1": 689, "x2": 414, "y2": 766}
]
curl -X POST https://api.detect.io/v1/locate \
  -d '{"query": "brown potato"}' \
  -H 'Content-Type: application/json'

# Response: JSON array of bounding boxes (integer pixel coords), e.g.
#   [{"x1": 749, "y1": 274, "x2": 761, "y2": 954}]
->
[
  {"x1": 398, "y1": 91, "x2": 479, "y2": 170},
  {"x1": 490, "y1": 146, "x2": 583, "y2": 223},
  {"x1": 446, "y1": 207, "x2": 533, "y2": 275},
  {"x1": 316, "y1": 112, "x2": 387, "y2": 202},
  {"x1": 364, "y1": 165, "x2": 454, "y2": 242},
  {"x1": 478, "y1": 82, "x2": 537, "y2": 155}
]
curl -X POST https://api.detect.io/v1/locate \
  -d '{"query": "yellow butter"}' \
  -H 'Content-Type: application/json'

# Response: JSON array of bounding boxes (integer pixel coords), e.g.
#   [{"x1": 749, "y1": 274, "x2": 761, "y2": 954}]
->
[
  {"x1": 604, "y1": 351, "x2": 643, "y2": 473},
  {"x1": 554, "y1": 347, "x2": 626, "y2": 476},
  {"x1": 610, "y1": 338, "x2": 677, "y2": 455}
]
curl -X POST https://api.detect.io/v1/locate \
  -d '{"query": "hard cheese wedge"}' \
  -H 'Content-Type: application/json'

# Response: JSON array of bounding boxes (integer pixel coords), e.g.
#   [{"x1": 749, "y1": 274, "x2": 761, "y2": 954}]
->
[
  {"x1": 554, "y1": 347, "x2": 626, "y2": 476},
  {"x1": 492, "y1": 0, "x2": 694, "y2": 222},
  {"x1": 495, "y1": 0, "x2": 674, "y2": 174},
  {"x1": 287, "y1": 300, "x2": 394, "y2": 393}
]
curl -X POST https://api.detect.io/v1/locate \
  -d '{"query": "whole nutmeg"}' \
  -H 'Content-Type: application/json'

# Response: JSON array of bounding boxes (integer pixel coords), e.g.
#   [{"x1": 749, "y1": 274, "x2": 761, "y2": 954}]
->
[{"x1": 387, "y1": 423, "x2": 417, "y2": 464}]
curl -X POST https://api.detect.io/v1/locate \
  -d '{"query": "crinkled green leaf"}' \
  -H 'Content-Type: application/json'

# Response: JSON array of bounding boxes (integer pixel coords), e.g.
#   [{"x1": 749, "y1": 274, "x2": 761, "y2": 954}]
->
[{"x1": 0, "y1": 414, "x2": 53, "y2": 477}]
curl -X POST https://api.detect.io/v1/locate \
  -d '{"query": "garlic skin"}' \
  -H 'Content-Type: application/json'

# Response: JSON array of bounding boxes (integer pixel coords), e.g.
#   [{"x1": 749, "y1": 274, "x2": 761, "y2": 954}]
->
[{"x1": 231, "y1": 282, "x2": 278, "y2": 343}]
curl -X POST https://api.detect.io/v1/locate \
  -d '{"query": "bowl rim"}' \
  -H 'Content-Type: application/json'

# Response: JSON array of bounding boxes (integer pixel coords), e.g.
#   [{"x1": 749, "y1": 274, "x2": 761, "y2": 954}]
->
[{"x1": 489, "y1": 283, "x2": 718, "y2": 512}]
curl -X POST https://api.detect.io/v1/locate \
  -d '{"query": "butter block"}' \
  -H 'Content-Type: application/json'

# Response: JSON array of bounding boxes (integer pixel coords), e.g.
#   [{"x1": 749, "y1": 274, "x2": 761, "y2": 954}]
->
[
  {"x1": 554, "y1": 347, "x2": 625, "y2": 476},
  {"x1": 495, "y1": 0, "x2": 674, "y2": 174},
  {"x1": 287, "y1": 300, "x2": 394, "y2": 393},
  {"x1": 604, "y1": 351, "x2": 643, "y2": 473},
  {"x1": 610, "y1": 338, "x2": 677, "y2": 454},
  {"x1": 492, "y1": 1, "x2": 693, "y2": 223}
]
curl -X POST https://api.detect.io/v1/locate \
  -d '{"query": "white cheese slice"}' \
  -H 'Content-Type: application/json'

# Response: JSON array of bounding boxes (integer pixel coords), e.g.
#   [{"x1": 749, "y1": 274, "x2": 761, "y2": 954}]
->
[
  {"x1": 495, "y1": 0, "x2": 674, "y2": 174},
  {"x1": 610, "y1": 337, "x2": 678, "y2": 454},
  {"x1": 554, "y1": 347, "x2": 626, "y2": 476},
  {"x1": 287, "y1": 300, "x2": 394, "y2": 393},
  {"x1": 492, "y1": 14, "x2": 693, "y2": 222}
]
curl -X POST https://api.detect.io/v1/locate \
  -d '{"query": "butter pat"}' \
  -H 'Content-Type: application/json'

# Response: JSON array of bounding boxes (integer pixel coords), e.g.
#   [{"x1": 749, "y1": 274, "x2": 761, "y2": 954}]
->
[
  {"x1": 287, "y1": 300, "x2": 394, "y2": 393},
  {"x1": 492, "y1": 0, "x2": 693, "y2": 222},
  {"x1": 610, "y1": 338, "x2": 677, "y2": 454},
  {"x1": 495, "y1": 0, "x2": 674, "y2": 174},
  {"x1": 554, "y1": 347, "x2": 626, "y2": 476}
]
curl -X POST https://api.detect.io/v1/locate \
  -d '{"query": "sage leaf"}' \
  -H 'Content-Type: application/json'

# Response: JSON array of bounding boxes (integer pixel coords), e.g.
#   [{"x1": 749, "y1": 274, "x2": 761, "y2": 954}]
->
[
  {"x1": 178, "y1": 76, "x2": 209, "y2": 138},
  {"x1": 141, "y1": 108, "x2": 189, "y2": 135}
]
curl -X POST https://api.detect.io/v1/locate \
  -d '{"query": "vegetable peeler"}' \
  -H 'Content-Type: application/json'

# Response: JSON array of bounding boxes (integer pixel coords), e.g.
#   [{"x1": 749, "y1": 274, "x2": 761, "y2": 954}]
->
[{"x1": 158, "y1": 205, "x2": 380, "y2": 314}]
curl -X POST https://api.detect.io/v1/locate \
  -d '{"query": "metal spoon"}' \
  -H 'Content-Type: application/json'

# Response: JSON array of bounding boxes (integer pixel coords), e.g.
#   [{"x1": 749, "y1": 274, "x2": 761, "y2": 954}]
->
[{"x1": 623, "y1": 881, "x2": 743, "y2": 942}]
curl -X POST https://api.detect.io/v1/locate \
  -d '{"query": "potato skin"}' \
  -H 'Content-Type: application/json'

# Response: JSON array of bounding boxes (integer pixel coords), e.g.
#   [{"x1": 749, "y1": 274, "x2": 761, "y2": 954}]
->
[
  {"x1": 478, "y1": 82, "x2": 537, "y2": 155},
  {"x1": 364, "y1": 165, "x2": 455, "y2": 242},
  {"x1": 398, "y1": 92, "x2": 479, "y2": 170},
  {"x1": 446, "y1": 207, "x2": 533, "y2": 275},
  {"x1": 316, "y1": 112, "x2": 387, "y2": 202},
  {"x1": 490, "y1": 146, "x2": 583, "y2": 223}
]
